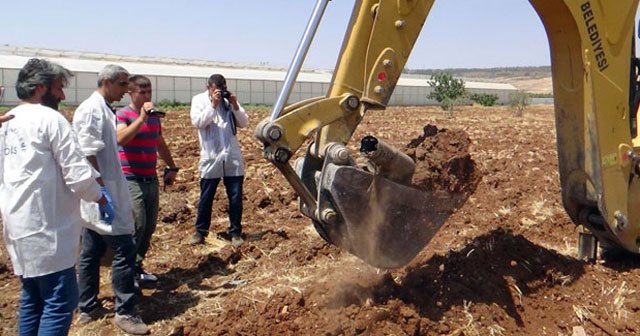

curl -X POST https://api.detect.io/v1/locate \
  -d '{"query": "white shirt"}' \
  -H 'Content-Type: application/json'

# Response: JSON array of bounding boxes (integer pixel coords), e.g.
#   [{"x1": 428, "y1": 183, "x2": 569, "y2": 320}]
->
[
  {"x1": 72, "y1": 91, "x2": 135, "y2": 235},
  {"x1": 0, "y1": 104, "x2": 102, "y2": 278},
  {"x1": 190, "y1": 91, "x2": 248, "y2": 179}
]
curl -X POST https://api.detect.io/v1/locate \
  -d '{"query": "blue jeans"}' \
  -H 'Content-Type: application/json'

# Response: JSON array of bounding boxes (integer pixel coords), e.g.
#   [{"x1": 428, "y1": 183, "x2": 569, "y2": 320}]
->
[
  {"x1": 77, "y1": 228, "x2": 137, "y2": 316},
  {"x1": 19, "y1": 267, "x2": 78, "y2": 336},
  {"x1": 195, "y1": 176, "x2": 244, "y2": 237}
]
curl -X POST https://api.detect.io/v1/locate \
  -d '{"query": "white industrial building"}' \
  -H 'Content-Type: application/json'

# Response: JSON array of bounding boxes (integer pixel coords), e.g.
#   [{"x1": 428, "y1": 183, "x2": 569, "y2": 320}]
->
[{"x1": 0, "y1": 45, "x2": 518, "y2": 106}]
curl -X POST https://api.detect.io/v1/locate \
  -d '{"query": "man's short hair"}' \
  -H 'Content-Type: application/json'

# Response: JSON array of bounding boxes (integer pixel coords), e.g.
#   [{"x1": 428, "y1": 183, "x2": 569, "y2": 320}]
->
[
  {"x1": 207, "y1": 74, "x2": 226, "y2": 89},
  {"x1": 129, "y1": 75, "x2": 152, "y2": 90},
  {"x1": 97, "y1": 64, "x2": 129, "y2": 87},
  {"x1": 15, "y1": 58, "x2": 73, "y2": 99}
]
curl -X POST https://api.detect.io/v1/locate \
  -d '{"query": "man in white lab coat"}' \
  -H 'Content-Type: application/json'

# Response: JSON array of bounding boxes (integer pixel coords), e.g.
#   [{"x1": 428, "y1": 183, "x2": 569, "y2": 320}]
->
[
  {"x1": 189, "y1": 74, "x2": 249, "y2": 247},
  {"x1": 0, "y1": 58, "x2": 113, "y2": 336},
  {"x1": 72, "y1": 64, "x2": 149, "y2": 335}
]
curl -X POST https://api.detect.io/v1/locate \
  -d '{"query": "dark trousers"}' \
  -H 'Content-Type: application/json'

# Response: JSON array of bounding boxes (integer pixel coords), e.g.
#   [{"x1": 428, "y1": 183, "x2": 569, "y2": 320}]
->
[
  {"x1": 19, "y1": 267, "x2": 78, "y2": 336},
  {"x1": 77, "y1": 228, "x2": 137, "y2": 316},
  {"x1": 127, "y1": 178, "x2": 160, "y2": 269},
  {"x1": 195, "y1": 176, "x2": 244, "y2": 237}
]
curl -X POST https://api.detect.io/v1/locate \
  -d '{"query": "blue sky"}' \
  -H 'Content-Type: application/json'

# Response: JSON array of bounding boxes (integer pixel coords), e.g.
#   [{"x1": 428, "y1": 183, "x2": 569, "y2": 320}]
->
[{"x1": 1, "y1": 1, "x2": 633, "y2": 70}]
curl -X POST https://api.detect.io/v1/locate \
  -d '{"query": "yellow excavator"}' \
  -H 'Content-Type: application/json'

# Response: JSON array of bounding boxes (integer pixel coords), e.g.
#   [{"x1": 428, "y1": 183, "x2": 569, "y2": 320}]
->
[{"x1": 255, "y1": 0, "x2": 640, "y2": 268}]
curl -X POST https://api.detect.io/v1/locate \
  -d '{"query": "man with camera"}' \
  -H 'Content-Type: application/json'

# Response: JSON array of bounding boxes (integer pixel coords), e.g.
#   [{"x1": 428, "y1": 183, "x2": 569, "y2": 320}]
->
[
  {"x1": 189, "y1": 74, "x2": 248, "y2": 247},
  {"x1": 116, "y1": 75, "x2": 178, "y2": 285}
]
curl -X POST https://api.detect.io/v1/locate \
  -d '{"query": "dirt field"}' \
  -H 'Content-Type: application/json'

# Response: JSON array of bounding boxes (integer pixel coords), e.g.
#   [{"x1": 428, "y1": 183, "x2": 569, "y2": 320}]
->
[{"x1": 2, "y1": 104, "x2": 640, "y2": 335}]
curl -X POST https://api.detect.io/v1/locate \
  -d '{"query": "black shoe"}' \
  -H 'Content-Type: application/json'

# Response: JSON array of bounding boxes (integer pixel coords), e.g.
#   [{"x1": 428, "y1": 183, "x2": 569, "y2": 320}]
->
[
  {"x1": 216, "y1": 231, "x2": 232, "y2": 241},
  {"x1": 77, "y1": 305, "x2": 109, "y2": 325}
]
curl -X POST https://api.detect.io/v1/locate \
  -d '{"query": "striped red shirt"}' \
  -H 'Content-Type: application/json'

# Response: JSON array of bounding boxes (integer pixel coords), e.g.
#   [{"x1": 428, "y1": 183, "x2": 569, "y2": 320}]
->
[{"x1": 116, "y1": 106, "x2": 162, "y2": 177}]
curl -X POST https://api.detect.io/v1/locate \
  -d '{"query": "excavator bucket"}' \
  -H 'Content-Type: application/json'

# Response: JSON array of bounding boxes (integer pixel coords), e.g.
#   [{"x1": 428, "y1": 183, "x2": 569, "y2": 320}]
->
[{"x1": 316, "y1": 164, "x2": 465, "y2": 268}]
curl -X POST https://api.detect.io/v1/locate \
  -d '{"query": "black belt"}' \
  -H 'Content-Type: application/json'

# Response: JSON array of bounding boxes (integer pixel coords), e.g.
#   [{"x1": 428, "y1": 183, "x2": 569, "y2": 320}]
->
[{"x1": 125, "y1": 176, "x2": 157, "y2": 183}]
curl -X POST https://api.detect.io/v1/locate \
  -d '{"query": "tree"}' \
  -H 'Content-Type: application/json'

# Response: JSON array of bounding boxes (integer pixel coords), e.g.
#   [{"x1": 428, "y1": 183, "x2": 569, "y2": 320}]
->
[
  {"x1": 469, "y1": 93, "x2": 499, "y2": 107},
  {"x1": 427, "y1": 72, "x2": 466, "y2": 115},
  {"x1": 509, "y1": 90, "x2": 530, "y2": 117}
]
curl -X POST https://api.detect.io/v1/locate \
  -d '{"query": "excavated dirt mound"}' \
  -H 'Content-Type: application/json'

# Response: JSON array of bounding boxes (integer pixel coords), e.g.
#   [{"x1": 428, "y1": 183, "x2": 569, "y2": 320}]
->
[
  {"x1": 2, "y1": 105, "x2": 640, "y2": 335},
  {"x1": 405, "y1": 124, "x2": 481, "y2": 194}
]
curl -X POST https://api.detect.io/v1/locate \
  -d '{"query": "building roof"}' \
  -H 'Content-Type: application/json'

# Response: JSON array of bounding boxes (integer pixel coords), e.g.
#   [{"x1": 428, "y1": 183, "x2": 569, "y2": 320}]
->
[{"x1": 0, "y1": 45, "x2": 517, "y2": 90}]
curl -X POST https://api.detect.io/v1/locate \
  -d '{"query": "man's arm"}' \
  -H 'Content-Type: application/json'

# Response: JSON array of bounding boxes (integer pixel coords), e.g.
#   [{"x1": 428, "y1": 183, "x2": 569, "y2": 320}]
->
[
  {"x1": 190, "y1": 94, "x2": 216, "y2": 129},
  {"x1": 157, "y1": 135, "x2": 177, "y2": 168},
  {"x1": 116, "y1": 104, "x2": 151, "y2": 145},
  {"x1": 157, "y1": 134, "x2": 178, "y2": 185},
  {"x1": 117, "y1": 118, "x2": 144, "y2": 145},
  {"x1": 228, "y1": 96, "x2": 249, "y2": 128},
  {"x1": 86, "y1": 155, "x2": 104, "y2": 186},
  {"x1": 0, "y1": 114, "x2": 14, "y2": 128}
]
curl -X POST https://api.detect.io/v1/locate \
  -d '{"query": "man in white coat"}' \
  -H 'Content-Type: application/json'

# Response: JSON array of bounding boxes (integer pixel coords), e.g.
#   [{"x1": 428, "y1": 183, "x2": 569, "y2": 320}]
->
[
  {"x1": 189, "y1": 74, "x2": 249, "y2": 247},
  {"x1": 0, "y1": 58, "x2": 113, "y2": 335},
  {"x1": 72, "y1": 64, "x2": 149, "y2": 335}
]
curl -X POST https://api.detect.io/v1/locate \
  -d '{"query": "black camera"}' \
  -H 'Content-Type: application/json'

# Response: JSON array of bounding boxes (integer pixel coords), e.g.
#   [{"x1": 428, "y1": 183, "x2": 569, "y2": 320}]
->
[
  {"x1": 221, "y1": 90, "x2": 231, "y2": 100},
  {"x1": 146, "y1": 108, "x2": 166, "y2": 118}
]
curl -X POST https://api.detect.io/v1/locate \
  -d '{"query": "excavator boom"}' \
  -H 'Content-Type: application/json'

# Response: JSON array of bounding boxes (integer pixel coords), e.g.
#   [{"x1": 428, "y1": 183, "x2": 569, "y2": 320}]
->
[{"x1": 256, "y1": 0, "x2": 640, "y2": 268}]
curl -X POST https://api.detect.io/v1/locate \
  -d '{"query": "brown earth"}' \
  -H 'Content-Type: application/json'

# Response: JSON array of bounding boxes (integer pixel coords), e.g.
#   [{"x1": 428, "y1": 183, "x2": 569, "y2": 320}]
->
[
  {"x1": 506, "y1": 77, "x2": 553, "y2": 94},
  {"x1": 2, "y1": 105, "x2": 640, "y2": 335}
]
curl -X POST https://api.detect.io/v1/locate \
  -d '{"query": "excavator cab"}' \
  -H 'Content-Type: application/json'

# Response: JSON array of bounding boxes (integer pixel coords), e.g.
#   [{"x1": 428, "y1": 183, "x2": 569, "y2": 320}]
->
[{"x1": 258, "y1": 0, "x2": 640, "y2": 267}]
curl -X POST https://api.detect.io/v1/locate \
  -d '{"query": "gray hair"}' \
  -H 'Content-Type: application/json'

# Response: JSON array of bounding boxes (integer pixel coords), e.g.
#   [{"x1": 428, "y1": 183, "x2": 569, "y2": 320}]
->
[
  {"x1": 97, "y1": 64, "x2": 129, "y2": 87},
  {"x1": 16, "y1": 58, "x2": 73, "y2": 99}
]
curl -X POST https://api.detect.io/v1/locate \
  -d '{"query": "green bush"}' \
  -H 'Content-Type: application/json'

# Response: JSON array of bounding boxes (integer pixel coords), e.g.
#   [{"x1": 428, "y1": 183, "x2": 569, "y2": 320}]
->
[
  {"x1": 469, "y1": 93, "x2": 499, "y2": 107},
  {"x1": 157, "y1": 99, "x2": 190, "y2": 109}
]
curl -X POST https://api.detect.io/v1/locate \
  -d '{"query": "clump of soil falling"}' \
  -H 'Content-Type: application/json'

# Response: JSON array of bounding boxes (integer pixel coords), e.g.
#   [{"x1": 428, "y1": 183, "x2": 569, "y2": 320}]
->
[{"x1": 404, "y1": 124, "x2": 481, "y2": 194}]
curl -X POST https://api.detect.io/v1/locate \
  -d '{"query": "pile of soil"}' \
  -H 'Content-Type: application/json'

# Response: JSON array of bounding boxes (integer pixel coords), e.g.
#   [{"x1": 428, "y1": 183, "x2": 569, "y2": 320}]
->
[{"x1": 405, "y1": 124, "x2": 481, "y2": 194}]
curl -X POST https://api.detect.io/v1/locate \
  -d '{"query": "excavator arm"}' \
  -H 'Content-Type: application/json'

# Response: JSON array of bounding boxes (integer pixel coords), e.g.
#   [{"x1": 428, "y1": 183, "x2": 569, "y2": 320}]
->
[
  {"x1": 532, "y1": 0, "x2": 640, "y2": 256},
  {"x1": 256, "y1": 0, "x2": 640, "y2": 268}
]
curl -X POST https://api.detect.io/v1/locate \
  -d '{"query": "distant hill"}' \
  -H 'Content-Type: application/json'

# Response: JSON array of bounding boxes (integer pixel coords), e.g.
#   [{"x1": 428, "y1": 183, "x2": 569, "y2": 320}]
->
[{"x1": 404, "y1": 66, "x2": 553, "y2": 94}]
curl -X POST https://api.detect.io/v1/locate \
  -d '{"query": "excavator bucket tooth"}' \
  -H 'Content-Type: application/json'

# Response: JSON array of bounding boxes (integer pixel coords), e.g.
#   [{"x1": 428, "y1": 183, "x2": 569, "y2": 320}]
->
[{"x1": 317, "y1": 164, "x2": 464, "y2": 268}]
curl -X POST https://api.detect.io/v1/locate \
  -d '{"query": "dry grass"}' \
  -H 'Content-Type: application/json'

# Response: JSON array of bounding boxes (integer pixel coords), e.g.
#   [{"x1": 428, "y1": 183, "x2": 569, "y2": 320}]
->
[
  {"x1": 612, "y1": 281, "x2": 634, "y2": 321},
  {"x1": 460, "y1": 300, "x2": 480, "y2": 336},
  {"x1": 573, "y1": 304, "x2": 591, "y2": 323}
]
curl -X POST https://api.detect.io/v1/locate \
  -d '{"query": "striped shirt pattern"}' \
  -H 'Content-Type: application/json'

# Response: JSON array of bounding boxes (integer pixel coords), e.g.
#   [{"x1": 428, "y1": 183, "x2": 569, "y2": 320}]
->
[{"x1": 116, "y1": 106, "x2": 161, "y2": 177}]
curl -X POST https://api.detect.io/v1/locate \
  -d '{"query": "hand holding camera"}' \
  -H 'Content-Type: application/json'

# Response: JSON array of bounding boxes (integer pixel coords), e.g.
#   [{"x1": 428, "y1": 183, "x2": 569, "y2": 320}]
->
[
  {"x1": 140, "y1": 102, "x2": 166, "y2": 118},
  {"x1": 210, "y1": 85, "x2": 235, "y2": 109},
  {"x1": 221, "y1": 89, "x2": 231, "y2": 100}
]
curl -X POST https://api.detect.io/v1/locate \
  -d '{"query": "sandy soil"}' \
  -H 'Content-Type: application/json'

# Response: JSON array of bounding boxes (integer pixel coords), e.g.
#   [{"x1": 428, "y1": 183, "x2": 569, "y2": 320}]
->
[
  {"x1": 2, "y1": 104, "x2": 640, "y2": 335},
  {"x1": 506, "y1": 77, "x2": 553, "y2": 94}
]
